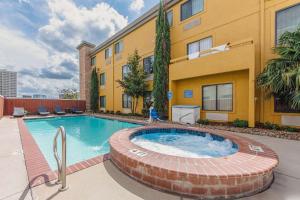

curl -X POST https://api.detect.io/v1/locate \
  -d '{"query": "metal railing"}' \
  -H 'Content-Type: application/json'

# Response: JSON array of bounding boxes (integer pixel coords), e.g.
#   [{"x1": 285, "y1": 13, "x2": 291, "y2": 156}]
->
[
  {"x1": 179, "y1": 113, "x2": 192, "y2": 124},
  {"x1": 53, "y1": 126, "x2": 68, "y2": 191}
]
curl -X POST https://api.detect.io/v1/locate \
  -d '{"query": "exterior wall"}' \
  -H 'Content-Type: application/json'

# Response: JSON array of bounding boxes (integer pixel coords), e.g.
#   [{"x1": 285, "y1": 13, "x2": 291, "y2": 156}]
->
[
  {"x1": 0, "y1": 95, "x2": 4, "y2": 118},
  {"x1": 3, "y1": 98, "x2": 86, "y2": 115},
  {"x1": 78, "y1": 44, "x2": 95, "y2": 110},
  {"x1": 79, "y1": 0, "x2": 300, "y2": 127}
]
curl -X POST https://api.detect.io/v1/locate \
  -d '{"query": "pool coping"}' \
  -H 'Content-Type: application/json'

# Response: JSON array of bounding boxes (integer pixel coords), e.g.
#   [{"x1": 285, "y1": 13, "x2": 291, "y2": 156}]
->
[{"x1": 18, "y1": 117, "x2": 111, "y2": 187}]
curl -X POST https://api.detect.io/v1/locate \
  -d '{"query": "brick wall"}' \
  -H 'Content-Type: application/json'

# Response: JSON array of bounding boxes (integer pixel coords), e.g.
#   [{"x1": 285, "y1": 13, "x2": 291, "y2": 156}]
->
[
  {"x1": 4, "y1": 98, "x2": 86, "y2": 115},
  {"x1": 0, "y1": 96, "x2": 4, "y2": 118}
]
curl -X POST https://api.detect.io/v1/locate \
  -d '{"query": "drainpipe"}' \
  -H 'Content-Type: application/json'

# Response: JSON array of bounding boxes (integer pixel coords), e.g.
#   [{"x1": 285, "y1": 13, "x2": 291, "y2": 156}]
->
[{"x1": 260, "y1": 0, "x2": 265, "y2": 123}]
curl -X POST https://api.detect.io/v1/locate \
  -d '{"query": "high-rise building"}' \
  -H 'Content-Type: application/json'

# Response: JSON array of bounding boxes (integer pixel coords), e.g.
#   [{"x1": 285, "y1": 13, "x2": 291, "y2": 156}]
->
[
  {"x1": 32, "y1": 94, "x2": 47, "y2": 99},
  {"x1": 0, "y1": 69, "x2": 17, "y2": 97}
]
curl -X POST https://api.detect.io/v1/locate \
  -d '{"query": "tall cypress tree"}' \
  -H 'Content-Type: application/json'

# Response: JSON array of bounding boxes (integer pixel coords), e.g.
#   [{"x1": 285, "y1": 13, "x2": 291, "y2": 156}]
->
[
  {"x1": 153, "y1": 0, "x2": 171, "y2": 117},
  {"x1": 90, "y1": 68, "x2": 99, "y2": 112}
]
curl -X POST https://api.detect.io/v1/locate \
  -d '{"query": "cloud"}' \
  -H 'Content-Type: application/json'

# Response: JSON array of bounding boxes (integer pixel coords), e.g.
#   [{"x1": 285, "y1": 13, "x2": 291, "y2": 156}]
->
[
  {"x1": 0, "y1": 0, "x2": 129, "y2": 98},
  {"x1": 129, "y1": 0, "x2": 144, "y2": 12}
]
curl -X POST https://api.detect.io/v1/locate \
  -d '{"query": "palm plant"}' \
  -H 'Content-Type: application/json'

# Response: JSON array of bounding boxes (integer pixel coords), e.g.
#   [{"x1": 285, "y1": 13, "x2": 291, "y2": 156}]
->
[{"x1": 257, "y1": 27, "x2": 300, "y2": 109}]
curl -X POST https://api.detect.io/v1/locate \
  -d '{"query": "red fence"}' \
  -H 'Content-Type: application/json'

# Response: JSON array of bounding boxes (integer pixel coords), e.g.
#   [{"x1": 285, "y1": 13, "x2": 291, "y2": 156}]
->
[
  {"x1": 4, "y1": 98, "x2": 86, "y2": 115},
  {"x1": 0, "y1": 96, "x2": 4, "y2": 118}
]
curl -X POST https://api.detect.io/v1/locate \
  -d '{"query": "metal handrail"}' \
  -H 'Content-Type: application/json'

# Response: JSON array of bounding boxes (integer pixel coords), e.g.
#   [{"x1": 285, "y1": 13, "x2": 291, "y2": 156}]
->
[
  {"x1": 53, "y1": 126, "x2": 68, "y2": 191},
  {"x1": 179, "y1": 113, "x2": 192, "y2": 124}
]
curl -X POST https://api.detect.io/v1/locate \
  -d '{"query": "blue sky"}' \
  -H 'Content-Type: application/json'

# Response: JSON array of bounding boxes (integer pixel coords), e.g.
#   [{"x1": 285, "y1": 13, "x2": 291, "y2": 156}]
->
[{"x1": 0, "y1": 0, "x2": 158, "y2": 98}]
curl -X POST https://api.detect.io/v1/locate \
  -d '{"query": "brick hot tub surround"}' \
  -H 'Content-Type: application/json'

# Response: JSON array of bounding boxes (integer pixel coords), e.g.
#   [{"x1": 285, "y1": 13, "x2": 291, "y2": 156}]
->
[{"x1": 109, "y1": 125, "x2": 279, "y2": 199}]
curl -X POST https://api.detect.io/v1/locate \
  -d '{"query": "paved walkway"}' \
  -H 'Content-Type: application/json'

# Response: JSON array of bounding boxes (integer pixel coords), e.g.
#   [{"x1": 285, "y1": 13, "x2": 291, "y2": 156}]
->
[
  {"x1": 0, "y1": 117, "x2": 299, "y2": 200},
  {"x1": 0, "y1": 118, "x2": 32, "y2": 200}
]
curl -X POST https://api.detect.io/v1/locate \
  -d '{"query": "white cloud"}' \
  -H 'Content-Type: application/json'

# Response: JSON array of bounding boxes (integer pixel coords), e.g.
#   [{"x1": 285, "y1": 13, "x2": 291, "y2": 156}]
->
[
  {"x1": 0, "y1": 0, "x2": 129, "y2": 98},
  {"x1": 129, "y1": 0, "x2": 144, "y2": 12}
]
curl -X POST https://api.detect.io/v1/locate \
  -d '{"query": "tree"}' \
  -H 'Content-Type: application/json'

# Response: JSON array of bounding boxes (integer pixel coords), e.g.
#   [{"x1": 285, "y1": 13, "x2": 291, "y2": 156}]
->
[
  {"x1": 90, "y1": 68, "x2": 99, "y2": 112},
  {"x1": 257, "y1": 27, "x2": 300, "y2": 109},
  {"x1": 58, "y1": 88, "x2": 78, "y2": 99},
  {"x1": 117, "y1": 50, "x2": 148, "y2": 114},
  {"x1": 153, "y1": 0, "x2": 171, "y2": 117}
]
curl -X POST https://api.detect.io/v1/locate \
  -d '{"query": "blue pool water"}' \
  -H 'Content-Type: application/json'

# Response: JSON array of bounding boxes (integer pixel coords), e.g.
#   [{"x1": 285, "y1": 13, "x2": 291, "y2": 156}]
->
[
  {"x1": 25, "y1": 116, "x2": 141, "y2": 170},
  {"x1": 131, "y1": 129, "x2": 238, "y2": 158}
]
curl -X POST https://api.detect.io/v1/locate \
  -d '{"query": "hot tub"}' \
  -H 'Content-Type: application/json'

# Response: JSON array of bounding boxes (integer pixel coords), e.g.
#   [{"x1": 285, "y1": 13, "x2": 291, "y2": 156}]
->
[{"x1": 109, "y1": 125, "x2": 278, "y2": 199}]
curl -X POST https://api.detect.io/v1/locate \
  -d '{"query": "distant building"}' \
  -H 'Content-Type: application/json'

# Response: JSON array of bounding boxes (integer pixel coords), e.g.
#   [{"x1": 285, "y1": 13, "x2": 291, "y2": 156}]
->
[
  {"x1": 22, "y1": 95, "x2": 32, "y2": 98},
  {"x1": 32, "y1": 94, "x2": 47, "y2": 99},
  {"x1": 0, "y1": 69, "x2": 17, "y2": 97}
]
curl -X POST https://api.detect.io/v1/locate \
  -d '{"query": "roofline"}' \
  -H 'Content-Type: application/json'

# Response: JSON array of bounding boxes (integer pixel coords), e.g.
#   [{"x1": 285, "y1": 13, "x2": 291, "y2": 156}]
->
[
  {"x1": 89, "y1": 0, "x2": 181, "y2": 56},
  {"x1": 76, "y1": 40, "x2": 96, "y2": 50}
]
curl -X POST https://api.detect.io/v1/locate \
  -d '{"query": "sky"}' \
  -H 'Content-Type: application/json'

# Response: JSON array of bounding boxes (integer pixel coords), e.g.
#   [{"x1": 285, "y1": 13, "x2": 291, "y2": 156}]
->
[{"x1": 0, "y1": 0, "x2": 159, "y2": 98}]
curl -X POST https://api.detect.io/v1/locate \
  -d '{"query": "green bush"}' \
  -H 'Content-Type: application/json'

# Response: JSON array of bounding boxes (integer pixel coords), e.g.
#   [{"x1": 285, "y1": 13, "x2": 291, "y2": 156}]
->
[
  {"x1": 110, "y1": 111, "x2": 114, "y2": 114},
  {"x1": 116, "y1": 111, "x2": 121, "y2": 115},
  {"x1": 197, "y1": 119, "x2": 209, "y2": 125},
  {"x1": 105, "y1": 110, "x2": 110, "y2": 114},
  {"x1": 264, "y1": 122, "x2": 280, "y2": 130},
  {"x1": 233, "y1": 119, "x2": 249, "y2": 128},
  {"x1": 283, "y1": 126, "x2": 299, "y2": 132}
]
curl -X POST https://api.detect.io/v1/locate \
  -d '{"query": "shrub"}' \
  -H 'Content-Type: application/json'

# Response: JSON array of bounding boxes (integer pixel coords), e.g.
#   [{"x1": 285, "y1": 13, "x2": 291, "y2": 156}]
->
[
  {"x1": 99, "y1": 110, "x2": 104, "y2": 113},
  {"x1": 233, "y1": 119, "x2": 249, "y2": 128},
  {"x1": 197, "y1": 119, "x2": 209, "y2": 125},
  {"x1": 264, "y1": 122, "x2": 280, "y2": 130},
  {"x1": 110, "y1": 111, "x2": 114, "y2": 114},
  {"x1": 283, "y1": 126, "x2": 298, "y2": 132},
  {"x1": 105, "y1": 110, "x2": 110, "y2": 114},
  {"x1": 142, "y1": 108, "x2": 149, "y2": 118},
  {"x1": 116, "y1": 111, "x2": 121, "y2": 115}
]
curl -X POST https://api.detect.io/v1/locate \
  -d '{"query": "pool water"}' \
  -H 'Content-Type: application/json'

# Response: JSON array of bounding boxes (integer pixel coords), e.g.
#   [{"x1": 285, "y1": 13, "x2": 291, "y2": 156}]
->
[
  {"x1": 25, "y1": 116, "x2": 140, "y2": 170},
  {"x1": 131, "y1": 130, "x2": 238, "y2": 158}
]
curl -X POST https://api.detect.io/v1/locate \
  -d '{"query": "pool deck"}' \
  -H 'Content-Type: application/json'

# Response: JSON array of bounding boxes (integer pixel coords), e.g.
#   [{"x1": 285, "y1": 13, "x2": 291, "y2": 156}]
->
[{"x1": 0, "y1": 116, "x2": 300, "y2": 200}]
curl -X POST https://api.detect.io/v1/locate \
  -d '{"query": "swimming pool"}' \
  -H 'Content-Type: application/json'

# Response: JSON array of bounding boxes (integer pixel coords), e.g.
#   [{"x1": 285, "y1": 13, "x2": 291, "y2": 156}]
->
[{"x1": 25, "y1": 116, "x2": 141, "y2": 170}]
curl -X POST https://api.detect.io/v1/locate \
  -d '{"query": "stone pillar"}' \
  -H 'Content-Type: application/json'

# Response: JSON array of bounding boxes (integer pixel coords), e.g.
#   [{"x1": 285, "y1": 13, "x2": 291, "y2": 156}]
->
[{"x1": 77, "y1": 41, "x2": 95, "y2": 111}]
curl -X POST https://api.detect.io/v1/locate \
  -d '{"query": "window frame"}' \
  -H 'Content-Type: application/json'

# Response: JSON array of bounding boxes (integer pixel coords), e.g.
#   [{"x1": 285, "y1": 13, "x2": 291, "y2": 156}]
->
[
  {"x1": 122, "y1": 94, "x2": 132, "y2": 109},
  {"x1": 91, "y1": 57, "x2": 96, "y2": 66},
  {"x1": 275, "y1": 3, "x2": 300, "y2": 44},
  {"x1": 180, "y1": 0, "x2": 204, "y2": 21},
  {"x1": 143, "y1": 55, "x2": 154, "y2": 75},
  {"x1": 202, "y1": 83, "x2": 233, "y2": 112},
  {"x1": 99, "y1": 73, "x2": 105, "y2": 86},
  {"x1": 105, "y1": 47, "x2": 112, "y2": 59},
  {"x1": 115, "y1": 41, "x2": 123, "y2": 54},
  {"x1": 122, "y1": 64, "x2": 130, "y2": 79},
  {"x1": 99, "y1": 96, "x2": 106, "y2": 108},
  {"x1": 187, "y1": 36, "x2": 212, "y2": 56},
  {"x1": 166, "y1": 10, "x2": 173, "y2": 26}
]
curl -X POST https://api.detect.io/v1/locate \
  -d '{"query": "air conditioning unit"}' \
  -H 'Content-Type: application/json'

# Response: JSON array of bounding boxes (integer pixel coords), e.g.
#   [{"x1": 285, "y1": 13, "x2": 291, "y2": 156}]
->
[{"x1": 172, "y1": 105, "x2": 200, "y2": 125}]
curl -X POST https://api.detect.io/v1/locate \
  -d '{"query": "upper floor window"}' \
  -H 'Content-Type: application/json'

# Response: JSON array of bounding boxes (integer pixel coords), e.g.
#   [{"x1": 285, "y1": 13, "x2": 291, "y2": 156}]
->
[
  {"x1": 181, "y1": 0, "x2": 204, "y2": 21},
  {"x1": 187, "y1": 37, "x2": 212, "y2": 57},
  {"x1": 115, "y1": 41, "x2": 123, "y2": 54},
  {"x1": 143, "y1": 55, "x2": 154, "y2": 74},
  {"x1": 99, "y1": 96, "x2": 106, "y2": 108},
  {"x1": 167, "y1": 10, "x2": 173, "y2": 26},
  {"x1": 202, "y1": 83, "x2": 233, "y2": 111},
  {"x1": 276, "y1": 3, "x2": 300, "y2": 43},
  {"x1": 122, "y1": 94, "x2": 132, "y2": 108},
  {"x1": 99, "y1": 73, "x2": 105, "y2": 86},
  {"x1": 105, "y1": 47, "x2": 112, "y2": 59},
  {"x1": 91, "y1": 57, "x2": 96, "y2": 66},
  {"x1": 122, "y1": 65, "x2": 130, "y2": 79}
]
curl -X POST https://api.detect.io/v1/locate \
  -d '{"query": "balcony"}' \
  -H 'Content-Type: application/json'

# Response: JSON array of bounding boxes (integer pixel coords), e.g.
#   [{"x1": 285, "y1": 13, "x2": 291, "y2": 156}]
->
[{"x1": 169, "y1": 39, "x2": 255, "y2": 81}]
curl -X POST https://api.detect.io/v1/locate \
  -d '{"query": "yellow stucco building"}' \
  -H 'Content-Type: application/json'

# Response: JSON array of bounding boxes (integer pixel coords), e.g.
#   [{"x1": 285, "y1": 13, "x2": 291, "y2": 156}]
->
[{"x1": 77, "y1": 0, "x2": 300, "y2": 127}]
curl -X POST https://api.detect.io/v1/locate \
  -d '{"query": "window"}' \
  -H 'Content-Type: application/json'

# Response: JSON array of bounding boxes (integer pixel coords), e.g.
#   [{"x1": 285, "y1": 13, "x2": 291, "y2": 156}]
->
[
  {"x1": 143, "y1": 91, "x2": 153, "y2": 107},
  {"x1": 276, "y1": 3, "x2": 300, "y2": 43},
  {"x1": 274, "y1": 96, "x2": 300, "y2": 113},
  {"x1": 122, "y1": 94, "x2": 132, "y2": 108},
  {"x1": 99, "y1": 73, "x2": 105, "y2": 86},
  {"x1": 115, "y1": 41, "x2": 123, "y2": 54},
  {"x1": 122, "y1": 65, "x2": 130, "y2": 79},
  {"x1": 188, "y1": 37, "x2": 212, "y2": 56},
  {"x1": 105, "y1": 47, "x2": 112, "y2": 59},
  {"x1": 100, "y1": 96, "x2": 106, "y2": 108},
  {"x1": 91, "y1": 57, "x2": 96, "y2": 66},
  {"x1": 181, "y1": 0, "x2": 204, "y2": 21},
  {"x1": 143, "y1": 55, "x2": 154, "y2": 74},
  {"x1": 167, "y1": 10, "x2": 173, "y2": 26},
  {"x1": 202, "y1": 83, "x2": 233, "y2": 111}
]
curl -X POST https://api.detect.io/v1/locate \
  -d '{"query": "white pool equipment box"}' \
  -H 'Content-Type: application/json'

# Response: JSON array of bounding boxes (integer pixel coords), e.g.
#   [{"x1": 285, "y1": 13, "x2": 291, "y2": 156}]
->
[{"x1": 172, "y1": 105, "x2": 200, "y2": 125}]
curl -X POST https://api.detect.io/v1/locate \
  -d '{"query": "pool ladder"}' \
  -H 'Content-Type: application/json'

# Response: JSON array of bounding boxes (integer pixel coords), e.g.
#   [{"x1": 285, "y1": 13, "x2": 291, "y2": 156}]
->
[{"x1": 53, "y1": 126, "x2": 68, "y2": 191}]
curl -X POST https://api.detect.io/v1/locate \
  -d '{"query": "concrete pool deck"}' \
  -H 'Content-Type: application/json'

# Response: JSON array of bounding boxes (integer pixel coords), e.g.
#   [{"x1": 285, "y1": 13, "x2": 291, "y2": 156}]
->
[{"x1": 0, "y1": 117, "x2": 299, "y2": 200}]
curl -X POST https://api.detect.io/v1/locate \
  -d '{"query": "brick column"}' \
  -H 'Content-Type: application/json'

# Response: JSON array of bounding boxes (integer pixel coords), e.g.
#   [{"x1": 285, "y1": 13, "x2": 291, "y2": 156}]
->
[{"x1": 77, "y1": 41, "x2": 95, "y2": 111}]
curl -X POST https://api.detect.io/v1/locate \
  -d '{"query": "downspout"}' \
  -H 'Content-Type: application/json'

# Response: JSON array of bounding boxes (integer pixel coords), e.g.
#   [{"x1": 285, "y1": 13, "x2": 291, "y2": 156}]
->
[{"x1": 259, "y1": 0, "x2": 265, "y2": 123}]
